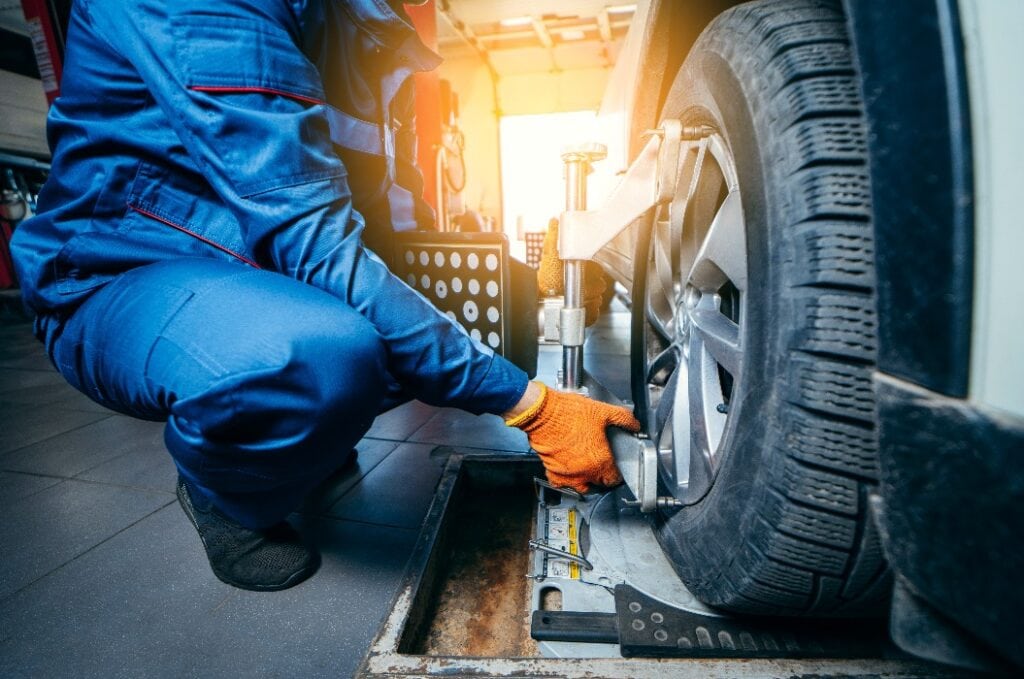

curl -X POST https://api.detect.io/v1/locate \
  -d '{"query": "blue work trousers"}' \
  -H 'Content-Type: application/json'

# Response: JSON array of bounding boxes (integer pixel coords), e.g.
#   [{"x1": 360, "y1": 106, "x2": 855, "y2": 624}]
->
[{"x1": 46, "y1": 258, "x2": 400, "y2": 528}]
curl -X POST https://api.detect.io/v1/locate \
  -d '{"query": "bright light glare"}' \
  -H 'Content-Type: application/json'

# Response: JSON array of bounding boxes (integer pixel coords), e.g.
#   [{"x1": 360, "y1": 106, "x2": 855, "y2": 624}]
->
[
  {"x1": 560, "y1": 29, "x2": 586, "y2": 41},
  {"x1": 606, "y1": 4, "x2": 637, "y2": 13},
  {"x1": 500, "y1": 111, "x2": 599, "y2": 244},
  {"x1": 499, "y1": 16, "x2": 532, "y2": 27}
]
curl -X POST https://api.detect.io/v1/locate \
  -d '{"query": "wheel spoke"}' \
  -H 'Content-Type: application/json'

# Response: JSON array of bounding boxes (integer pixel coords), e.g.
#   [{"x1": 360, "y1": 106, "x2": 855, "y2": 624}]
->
[
  {"x1": 646, "y1": 235, "x2": 676, "y2": 343},
  {"x1": 685, "y1": 336, "x2": 711, "y2": 483},
  {"x1": 654, "y1": 364, "x2": 680, "y2": 445},
  {"x1": 689, "y1": 307, "x2": 741, "y2": 377},
  {"x1": 686, "y1": 421, "x2": 715, "y2": 501},
  {"x1": 646, "y1": 344, "x2": 679, "y2": 386},
  {"x1": 687, "y1": 190, "x2": 746, "y2": 292},
  {"x1": 668, "y1": 147, "x2": 697, "y2": 281},
  {"x1": 685, "y1": 332, "x2": 724, "y2": 500},
  {"x1": 645, "y1": 294, "x2": 673, "y2": 342},
  {"x1": 679, "y1": 142, "x2": 726, "y2": 276}
]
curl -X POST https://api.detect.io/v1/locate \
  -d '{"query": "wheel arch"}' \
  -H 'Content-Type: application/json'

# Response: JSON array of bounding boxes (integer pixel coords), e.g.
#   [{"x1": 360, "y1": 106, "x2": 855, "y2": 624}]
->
[{"x1": 625, "y1": 0, "x2": 747, "y2": 159}]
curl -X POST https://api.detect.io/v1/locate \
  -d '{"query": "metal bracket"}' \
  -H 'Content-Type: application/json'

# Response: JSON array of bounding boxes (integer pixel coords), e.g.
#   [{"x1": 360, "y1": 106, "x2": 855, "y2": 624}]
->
[
  {"x1": 559, "y1": 120, "x2": 678, "y2": 262},
  {"x1": 540, "y1": 297, "x2": 563, "y2": 343},
  {"x1": 559, "y1": 306, "x2": 586, "y2": 347},
  {"x1": 607, "y1": 429, "x2": 659, "y2": 513},
  {"x1": 559, "y1": 120, "x2": 716, "y2": 262}
]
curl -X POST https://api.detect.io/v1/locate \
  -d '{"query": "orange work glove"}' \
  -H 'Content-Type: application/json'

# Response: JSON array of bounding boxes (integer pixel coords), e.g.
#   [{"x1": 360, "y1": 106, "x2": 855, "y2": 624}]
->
[
  {"x1": 537, "y1": 218, "x2": 607, "y2": 326},
  {"x1": 506, "y1": 382, "x2": 640, "y2": 494}
]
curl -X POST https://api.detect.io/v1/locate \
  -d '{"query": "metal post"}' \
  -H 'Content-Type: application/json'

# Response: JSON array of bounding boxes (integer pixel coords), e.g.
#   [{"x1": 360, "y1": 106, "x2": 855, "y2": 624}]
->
[{"x1": 560, "y1": 152, "x2": 590, "y2": 392}]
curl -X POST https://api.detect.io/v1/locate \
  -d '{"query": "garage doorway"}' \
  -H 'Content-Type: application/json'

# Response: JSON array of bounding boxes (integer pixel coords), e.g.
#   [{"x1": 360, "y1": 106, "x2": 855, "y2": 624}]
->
[{"x1": 499, "y1": 110, "x2": 598, "y2": 258}]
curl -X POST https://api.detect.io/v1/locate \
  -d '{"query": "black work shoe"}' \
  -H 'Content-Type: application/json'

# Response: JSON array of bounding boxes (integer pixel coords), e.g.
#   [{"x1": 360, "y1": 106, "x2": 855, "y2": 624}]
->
[{"x1": 176, "y1": 477, "x2": 321, "y2": 592}]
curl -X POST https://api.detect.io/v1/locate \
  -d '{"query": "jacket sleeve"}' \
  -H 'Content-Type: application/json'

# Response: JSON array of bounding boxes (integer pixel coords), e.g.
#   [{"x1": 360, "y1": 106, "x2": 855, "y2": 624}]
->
[{"x1": 81, "y1": 0, "x2": 528, "y2": 414}]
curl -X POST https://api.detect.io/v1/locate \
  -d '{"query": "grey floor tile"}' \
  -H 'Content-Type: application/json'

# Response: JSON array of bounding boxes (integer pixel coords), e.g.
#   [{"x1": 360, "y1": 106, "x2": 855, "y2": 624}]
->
[
  {"x1": 407, "y1": 407, "x2": 531, "y2": 452},
  {"x1": 0, "y1": 403, "x2": 110, "y2": 455},
  {"x1": 0, "y1": 471, "x2": 62, "y2": 509},
  {"x1": 0, "y1": 350, "x2": 52, "y2": 372},
  {"x1": 0, "y1": 368, "x2": 65, "y2": 395},
  {"x1": 42, "y1": 388, "x2": 118, "y2": 414},
  {"x1": 207, "y1": 516, "x2": 418, "y2": 678},
  {"x1": 536, "y1": 326, "x2": 631, "y2": 401},
  {"x1": 1, "y1": 415, "x2": 165, "y2": 479},
  {"x1": 0, "y1": 505, "x2": 417, "y2": 679},
  {"x1": 365, "y1": 398, "x2": 438, "y2": 441},
  {"x1": 299, "y1": 437, "x2": 399, "y2": 515},
  {"x1": 75, "y1": 432, "x2": 178, "y2": 494},
  {"x1": 584, "y1": 333, "x2": 631, "y2": 357},
  {"x1": 0, "y1": 478, "x2": 173, "y2": 600},
  {"x1": 0, "y1": 380, "x2": 115, "y2": 414},
  {"x1": 326, "y1": 442, "x2": 445, "y2": 529},
  {"x1": 0, "y1": 330, "x2": 41, "y2": 356},
  {"x1": 585, "y1": 352, "x2": 632, "y2": 402}
]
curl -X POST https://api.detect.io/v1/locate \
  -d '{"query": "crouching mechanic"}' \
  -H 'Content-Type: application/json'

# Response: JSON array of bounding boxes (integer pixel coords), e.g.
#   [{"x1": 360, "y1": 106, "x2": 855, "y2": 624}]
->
[{"x1": 10, "y1": 0, "x2": 639, "y2": 591}]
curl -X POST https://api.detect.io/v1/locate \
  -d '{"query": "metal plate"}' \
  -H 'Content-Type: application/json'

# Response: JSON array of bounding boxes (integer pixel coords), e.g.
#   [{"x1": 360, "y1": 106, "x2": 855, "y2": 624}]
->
[{"x1": 393, "y1": 233, "x2": 510, "y2": 353}]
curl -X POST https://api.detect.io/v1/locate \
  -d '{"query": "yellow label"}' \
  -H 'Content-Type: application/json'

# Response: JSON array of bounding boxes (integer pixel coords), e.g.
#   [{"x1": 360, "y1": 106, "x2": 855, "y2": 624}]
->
[{"x1": 567, "y1": 508, "x2": 580, "y2": 580}]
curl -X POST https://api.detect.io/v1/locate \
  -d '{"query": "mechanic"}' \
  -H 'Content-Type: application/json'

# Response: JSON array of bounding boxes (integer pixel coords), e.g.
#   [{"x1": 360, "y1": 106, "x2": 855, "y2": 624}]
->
[{"x1": 9, "y1": 0, "x2": 639, "y2": 592}]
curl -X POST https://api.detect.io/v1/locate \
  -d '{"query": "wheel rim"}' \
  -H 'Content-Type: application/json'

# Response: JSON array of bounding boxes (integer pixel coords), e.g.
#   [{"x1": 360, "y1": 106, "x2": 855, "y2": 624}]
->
[{"x1": 643, "y1": 132, "x2": 746, "y2": 505}]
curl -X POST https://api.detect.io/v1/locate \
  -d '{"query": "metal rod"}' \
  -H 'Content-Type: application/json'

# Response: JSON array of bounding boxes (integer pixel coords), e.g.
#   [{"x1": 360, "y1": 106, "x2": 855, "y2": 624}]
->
[
  {"x1": 562, "y1": 153, "x2": 589, "y2": 391},
  {"x1": 528, "y1": 540, "x2": 594, "y2": 571}
]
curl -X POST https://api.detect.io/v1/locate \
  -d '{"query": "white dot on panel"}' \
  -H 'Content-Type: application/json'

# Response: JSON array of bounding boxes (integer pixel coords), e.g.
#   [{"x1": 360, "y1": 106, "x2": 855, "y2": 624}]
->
[
  {"x1": 434, "y1": 251, "x2": 445, "y2": 267},
  {"x1": 467, "y1": 252, "x2": 479, "y2": 269},
  {"x1": 405, "y1": 274, "x2": 416, "y2": 286},
  {"x1": 445, "y1": 311, "x2": 457, "y2": 322},
  {"x1": 420, "y1": 274, "x2": 430, "y2": 288},
  {"x1": 486, "y1": 280, "x2": 499, "y2": 297},
  {"x1": 463, "y1": 300, "x2": 479, "y2": 322},
  {"x1": 468, "y1": 279, "x2": 480, "y2": 295},
  {"x1": 450, "y1": 252, "x2": 462, "y2": 268},
  {"x1": 486, "y1": 306, "x2": 499, "y2": 323},
  {"x1": 451, "y1": 277, "x2": 463, "y2": 293},
  {"x1": 485, "y1": 253, "x2": 498, "y2": 271},
  {"x1": 435, "y1": 280, "x2": 448, "y2": 299},
  {"x1": 470, "y1": 328, "x2": 482, "y2": 341},
  {"x1": 487, "y1": 332, "x2": 500, "y2": 348},
  {"x1": 419, "y1": 251, "x2": 429, "y2": 266},
  {"x1": 404, "y1": 250, "x2": 414, "y2": 265}
]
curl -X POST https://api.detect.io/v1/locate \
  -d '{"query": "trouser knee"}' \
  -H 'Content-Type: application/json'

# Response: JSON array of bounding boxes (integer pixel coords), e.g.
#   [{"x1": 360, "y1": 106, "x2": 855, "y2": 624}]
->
[{"x1": 167, "y1": 310, "x2": 387, "y2": 527}]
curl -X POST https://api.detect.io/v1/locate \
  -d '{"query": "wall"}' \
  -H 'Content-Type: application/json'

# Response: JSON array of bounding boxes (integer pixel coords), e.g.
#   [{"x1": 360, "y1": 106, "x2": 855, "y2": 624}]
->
[
  {"x1": 0, "y1": 69, "x2": 49, "y2": 159},
  {"x1": 437, "y1": 57, "x2": 503, "y2": 228},
  {"x1": 500, "y1": 67, "x2": 609, "y2": 116},
  {"x1": 437, "y1": 56, "x2": 611, "y2": 232}
]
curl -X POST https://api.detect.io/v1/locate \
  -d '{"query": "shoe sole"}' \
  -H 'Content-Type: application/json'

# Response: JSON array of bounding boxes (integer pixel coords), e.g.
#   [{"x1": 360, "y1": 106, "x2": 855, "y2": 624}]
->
[{"x1": 176, "y1": 480, "x2": 320, "y2": 592}]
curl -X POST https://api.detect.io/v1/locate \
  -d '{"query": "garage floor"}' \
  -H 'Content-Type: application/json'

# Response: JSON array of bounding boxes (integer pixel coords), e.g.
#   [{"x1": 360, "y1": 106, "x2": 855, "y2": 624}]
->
[{"x1": 0, "y1": 299, "x2": 631, "y2": 677}]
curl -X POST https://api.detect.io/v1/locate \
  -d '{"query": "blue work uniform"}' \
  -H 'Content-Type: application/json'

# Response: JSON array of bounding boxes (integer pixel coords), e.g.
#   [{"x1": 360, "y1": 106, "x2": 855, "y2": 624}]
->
[{"x1": 10, "y1": 0, "x2": 529, "y2": 528}]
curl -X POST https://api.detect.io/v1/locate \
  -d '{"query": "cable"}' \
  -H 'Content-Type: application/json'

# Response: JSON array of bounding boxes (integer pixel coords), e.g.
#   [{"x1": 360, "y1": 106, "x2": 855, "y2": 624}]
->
[{"x1": 442, "y1": 128, "x2": 467, "y2": 193}]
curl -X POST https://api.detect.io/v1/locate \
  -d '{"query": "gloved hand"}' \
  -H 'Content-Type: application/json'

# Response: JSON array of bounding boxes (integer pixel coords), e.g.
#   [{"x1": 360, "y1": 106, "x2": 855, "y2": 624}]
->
[
  {"x1": 505, "y1": 382, "x2": 641, "y2": 493},
  {"x1": 537, "y1": 218, "x2": 607, "y2": 326}
]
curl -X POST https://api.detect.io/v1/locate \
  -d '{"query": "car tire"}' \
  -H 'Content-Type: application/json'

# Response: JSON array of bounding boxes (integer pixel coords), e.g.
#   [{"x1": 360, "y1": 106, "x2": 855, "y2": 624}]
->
[{"x1": 631, "y1": 0, "x2": 889, "y2": 615}]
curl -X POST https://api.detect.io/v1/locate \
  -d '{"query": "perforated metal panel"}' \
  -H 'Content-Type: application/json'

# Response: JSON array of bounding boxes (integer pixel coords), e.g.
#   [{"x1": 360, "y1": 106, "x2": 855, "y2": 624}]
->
[
  {"x1": 393, "y1": 232, "x2": 538, "y2": 377},
  {"x1": 525, "y1": 231, "x2": 545, "y2": 270}
]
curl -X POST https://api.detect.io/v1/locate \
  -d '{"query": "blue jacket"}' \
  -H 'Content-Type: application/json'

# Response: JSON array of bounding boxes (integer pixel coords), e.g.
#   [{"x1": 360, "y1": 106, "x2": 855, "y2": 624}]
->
[{"x1": 11, "y1": 0, "x2": 528, "y2": 415}]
